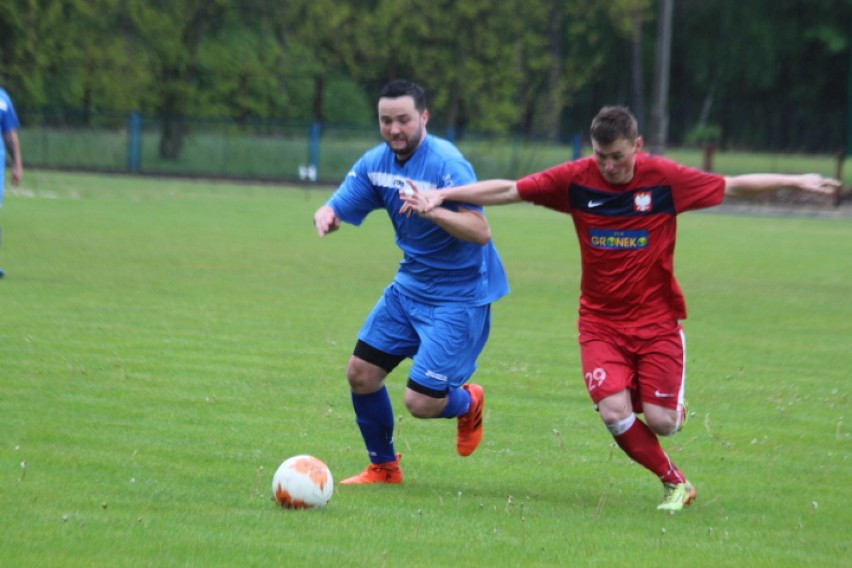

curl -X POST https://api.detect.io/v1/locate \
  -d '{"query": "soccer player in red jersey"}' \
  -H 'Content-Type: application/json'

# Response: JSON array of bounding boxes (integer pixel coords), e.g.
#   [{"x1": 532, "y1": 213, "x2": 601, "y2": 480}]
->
[{"x1": 400, "y1": 106, "x2": 840, "y2": 511}]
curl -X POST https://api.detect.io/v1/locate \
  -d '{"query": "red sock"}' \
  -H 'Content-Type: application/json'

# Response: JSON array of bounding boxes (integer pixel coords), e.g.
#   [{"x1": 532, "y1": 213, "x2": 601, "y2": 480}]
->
[{"x1": 614, "y1": 416, "x2": 686, "y2": 484}]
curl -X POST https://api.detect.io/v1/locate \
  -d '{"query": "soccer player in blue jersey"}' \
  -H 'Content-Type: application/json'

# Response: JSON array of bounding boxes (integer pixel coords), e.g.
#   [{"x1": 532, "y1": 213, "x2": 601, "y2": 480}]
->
[
  {"x1": 313, "y1": 79, "x2": 510, "y2": 484},
  {"x1": 0, "y1": 87, "x2": 23, "y2": 278}
]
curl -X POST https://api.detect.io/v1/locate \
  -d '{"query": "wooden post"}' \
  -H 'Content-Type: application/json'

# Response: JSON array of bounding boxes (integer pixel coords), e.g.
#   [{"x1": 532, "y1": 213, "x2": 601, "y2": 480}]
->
[
  {"x1": 703, "y1": 144, "x2": 715, "y2": 172},
  {"x1": 835, "y1": 150, "x2": 844, "y2": 208}
]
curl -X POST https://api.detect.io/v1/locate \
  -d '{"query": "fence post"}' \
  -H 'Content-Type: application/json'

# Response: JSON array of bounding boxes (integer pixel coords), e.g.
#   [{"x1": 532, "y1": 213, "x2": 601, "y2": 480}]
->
[
  {"x1": 127, "y1": 112, "x2": 142, "y2": 173},
  {"x1": 572, "y1": 132, "x2": 582, "y2": 160},
  {"x1": 703, "y1": 143, "x2": 716, "y2": 172}
]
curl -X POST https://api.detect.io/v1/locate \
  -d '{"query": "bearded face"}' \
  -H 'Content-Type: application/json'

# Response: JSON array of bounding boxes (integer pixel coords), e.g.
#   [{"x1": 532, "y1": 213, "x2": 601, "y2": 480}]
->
[{"x1": 378, "y1": 96, "x2": 428, "y2": 161}]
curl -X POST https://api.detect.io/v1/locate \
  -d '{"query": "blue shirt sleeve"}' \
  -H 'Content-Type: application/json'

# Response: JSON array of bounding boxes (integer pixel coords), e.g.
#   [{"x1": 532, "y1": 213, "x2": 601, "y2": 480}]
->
[
  {"x1": 433, "y1": 154, "x2": 483, "y2": 214},
  {"x1": 327, "y1": 156, "x2": 383, "y2": 226}
]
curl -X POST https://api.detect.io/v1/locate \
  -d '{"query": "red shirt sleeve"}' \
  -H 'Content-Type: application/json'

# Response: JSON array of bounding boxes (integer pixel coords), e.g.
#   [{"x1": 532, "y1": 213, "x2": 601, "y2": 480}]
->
[
  {"x1": 663, "y1": 159, "x2": 726, "y2": 213},
  {"x1": 516, "y1": 160, "x2": 594, "y2": 213}
]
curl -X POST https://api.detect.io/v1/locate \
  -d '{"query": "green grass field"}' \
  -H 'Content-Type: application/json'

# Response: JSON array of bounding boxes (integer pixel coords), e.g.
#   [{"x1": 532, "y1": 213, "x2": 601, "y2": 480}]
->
[{"x1": 1, "y1": 171, "x2": 850, "y2": 567}]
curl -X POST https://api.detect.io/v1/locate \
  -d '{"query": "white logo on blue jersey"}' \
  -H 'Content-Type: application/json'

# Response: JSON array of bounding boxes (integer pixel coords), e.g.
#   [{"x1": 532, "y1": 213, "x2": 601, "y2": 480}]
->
[{"x1": 367, "y1": 172, "x2": 437, "y2": 193}]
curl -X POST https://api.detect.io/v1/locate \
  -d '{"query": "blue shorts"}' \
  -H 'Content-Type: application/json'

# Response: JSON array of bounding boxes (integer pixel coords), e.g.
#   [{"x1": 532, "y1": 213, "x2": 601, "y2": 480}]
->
[{"x1": 358, "y1": 285, "x2": 491, "y2": 392}]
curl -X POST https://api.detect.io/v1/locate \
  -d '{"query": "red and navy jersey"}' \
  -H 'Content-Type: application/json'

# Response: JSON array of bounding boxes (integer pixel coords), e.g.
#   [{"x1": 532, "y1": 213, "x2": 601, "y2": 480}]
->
[{"x1": 516, "y1": 153, "x2": 725, "y2": 324}]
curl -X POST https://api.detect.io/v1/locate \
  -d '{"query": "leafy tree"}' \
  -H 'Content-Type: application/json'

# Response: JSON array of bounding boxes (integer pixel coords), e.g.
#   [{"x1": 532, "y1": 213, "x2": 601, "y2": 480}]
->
[
  {"x1": 126, "y1": 0, "x2": 232, "y2": 159},
  {"x1": 195, "y1": 22, "x2": 284, "y2": 121},
  {"x1": 670, "y1": 0, "x2": 850, "y2": 151},
  {"x1": 2, "y1": 0, "x2": 849, "y2": 156},
  {"x1": 353, "y1": 0, "x2": 614, "y2": 141},
  {"x1": 269, "y1": 0, "x2": 375, "y2": 123},
  {"x1": 0, "y1": 0, "x2": 64, "y2": 106}
]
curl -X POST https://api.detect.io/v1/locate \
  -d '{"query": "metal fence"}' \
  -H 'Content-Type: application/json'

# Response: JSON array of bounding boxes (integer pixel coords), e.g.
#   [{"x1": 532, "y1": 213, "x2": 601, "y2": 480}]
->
[{"x1": 17, "y1": 108, "x2": 583, "y2": 185}]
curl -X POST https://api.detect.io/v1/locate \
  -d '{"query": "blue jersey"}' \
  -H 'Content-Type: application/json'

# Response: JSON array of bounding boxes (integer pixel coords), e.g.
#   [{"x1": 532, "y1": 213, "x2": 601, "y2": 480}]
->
[
  {"x1": 328, "y1": 135, "x2": 509, "y2": 306},
  {"x1": 0, "y1": 88, "x2": 21, "y2": 198}
]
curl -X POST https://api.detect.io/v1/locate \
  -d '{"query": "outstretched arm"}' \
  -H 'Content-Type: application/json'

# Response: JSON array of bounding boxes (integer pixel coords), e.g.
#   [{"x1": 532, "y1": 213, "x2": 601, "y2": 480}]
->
[
  {"x1": 400, "y1": 179, "x2": 522, "y2": 216},
  {"x1": 724, "y1": 173, "x2": 840, "y2": 198}
]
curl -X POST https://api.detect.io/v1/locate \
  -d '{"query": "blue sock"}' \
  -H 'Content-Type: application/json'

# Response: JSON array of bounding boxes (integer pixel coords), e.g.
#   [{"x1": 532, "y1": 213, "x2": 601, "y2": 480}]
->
[
  {"x1": 439, "y1": 386, "x2": 471, "y2": 418},
  {"x1": 352, "y1": 387, "x2": 396, "y2": 463}
]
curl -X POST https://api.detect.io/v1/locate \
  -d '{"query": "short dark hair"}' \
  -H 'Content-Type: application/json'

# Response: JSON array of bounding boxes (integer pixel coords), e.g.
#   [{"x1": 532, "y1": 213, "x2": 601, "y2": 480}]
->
[
  {"x1": 379, "y1": 79, "x2": 427, "y2": 113},
  {"x1": 590, "y1": 106, "x2": 639, "y2": 145}
]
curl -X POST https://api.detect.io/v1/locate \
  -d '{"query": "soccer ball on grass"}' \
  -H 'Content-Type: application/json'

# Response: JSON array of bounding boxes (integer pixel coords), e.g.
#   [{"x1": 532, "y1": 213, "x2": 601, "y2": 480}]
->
[{"x1": 272, "y1": 455, "x2": 334, "y2": 509}]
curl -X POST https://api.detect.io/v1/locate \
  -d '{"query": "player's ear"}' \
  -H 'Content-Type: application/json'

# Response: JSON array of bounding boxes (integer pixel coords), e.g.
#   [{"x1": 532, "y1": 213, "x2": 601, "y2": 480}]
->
[
  {"x1": 421, "y1": 109, "x2": 429, "y2": 125},
  {"x1": 634, "y1": 136, "x2": 644, "y2": 153}
]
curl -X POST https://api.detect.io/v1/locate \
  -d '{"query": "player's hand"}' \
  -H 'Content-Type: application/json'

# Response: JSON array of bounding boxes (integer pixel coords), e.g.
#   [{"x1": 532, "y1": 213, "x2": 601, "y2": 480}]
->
[
  {"x1": 314, "y1": 205, "x2": 341, "y2": 237},
  {"x1": 399, "y1": 179, "x2": 444, "y2": 217},
  {"x1": 799, "y1": 174, "x2": 841, "y2": 195}
]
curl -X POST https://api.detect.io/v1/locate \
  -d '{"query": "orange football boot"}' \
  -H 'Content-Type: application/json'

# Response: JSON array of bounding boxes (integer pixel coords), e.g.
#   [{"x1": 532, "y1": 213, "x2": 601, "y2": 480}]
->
[
  {"x1": 339, "y1": 454, "x2": 403, "y2": 485},
  {"x1": 457, "y1": 383, "x2": 485, "y2": 456}
]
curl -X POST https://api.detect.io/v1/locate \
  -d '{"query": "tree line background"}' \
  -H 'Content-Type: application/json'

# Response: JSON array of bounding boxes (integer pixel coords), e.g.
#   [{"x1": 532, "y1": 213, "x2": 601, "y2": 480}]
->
[{"x1": 1, "y1": 0, "x2": 850, "y2": 161}]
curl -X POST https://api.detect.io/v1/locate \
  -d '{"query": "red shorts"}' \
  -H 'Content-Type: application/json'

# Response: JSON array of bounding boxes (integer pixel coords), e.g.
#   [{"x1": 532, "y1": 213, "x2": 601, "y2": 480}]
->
[{"x1": 578, "y1": 319, "x2": 686, "y2": 412}]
